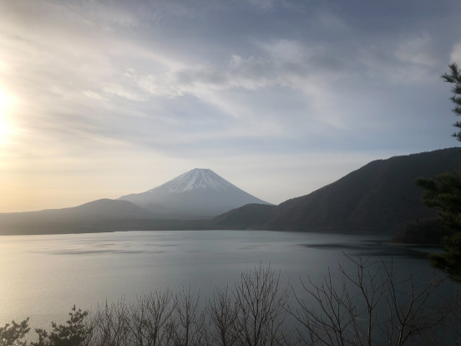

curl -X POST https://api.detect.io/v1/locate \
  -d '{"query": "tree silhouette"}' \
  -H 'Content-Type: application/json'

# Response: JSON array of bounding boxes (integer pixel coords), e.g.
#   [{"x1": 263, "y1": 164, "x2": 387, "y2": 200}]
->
[
  {"x1": 442, "y1": 63, "x2": 461, "y2": 141},
  {"x1": 416, "y1": 63, "x2": 461, "y2": 281}
]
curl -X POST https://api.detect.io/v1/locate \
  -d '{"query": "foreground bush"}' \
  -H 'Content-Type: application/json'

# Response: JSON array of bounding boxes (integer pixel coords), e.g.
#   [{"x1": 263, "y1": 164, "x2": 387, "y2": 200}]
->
[
  {"x1": 2, "y1": 259, "x2": 460, "y2": 346},
  {"x1": 0, "y1": 319, "x2": 29, "y2": 346}
]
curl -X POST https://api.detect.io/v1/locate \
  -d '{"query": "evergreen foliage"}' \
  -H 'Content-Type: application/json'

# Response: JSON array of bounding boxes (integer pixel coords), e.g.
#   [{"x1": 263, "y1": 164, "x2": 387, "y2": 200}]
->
[
  {"x1": 0, "y1": 319, "x2": 29, "y2": 346},
  {"x1": 442, "y1": 63, "x2": 461, "y2": 141},
  {"x1": 30, "y1": 306, "x2": 92, "y2": 346},
  {"x1": 416, "y1": 63, "x2": 461, "y2": 281},
  {"x1": 416, "y1": 173, "x2": 461, "y2": 233},
  {"x1": 390, "y1": 218, "x2": 452, "y2": 245},
  {"x1": 430, "y1": 233, "x2": 461, "y2": 282}
]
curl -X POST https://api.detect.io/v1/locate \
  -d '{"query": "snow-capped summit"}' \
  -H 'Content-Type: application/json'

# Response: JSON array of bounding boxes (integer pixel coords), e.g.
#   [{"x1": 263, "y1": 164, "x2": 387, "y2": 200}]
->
[
  {"x1": 119, "y1": 169, "x2": 272, "y2": 219},
  {"x1": 147, "y1": 168, "x2": 239, "y2": 194}
]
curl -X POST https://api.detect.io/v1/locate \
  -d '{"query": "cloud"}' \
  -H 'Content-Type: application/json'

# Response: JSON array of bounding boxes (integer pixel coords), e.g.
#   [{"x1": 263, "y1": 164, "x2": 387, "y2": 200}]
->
[
  {"x1": 136, "y1": 39, "x2": 346, "y2": 101},
  {"x1": 315, "y1": 9, "x2": 350, "y2": 33},
  {"x1": 247, "y1": 0, "x2": 309, "y2": 13},
  {"x1": 0, "y1": 0, "x2": 460, "y2": 211},
  {"x1": 395, "y1": 34, "x2": 439, "y2": 67},
  {"x1": 101, "y1": 83, "x2": 145, "y2": 101},
  {"x1": 359, "y1": 42, "x2": 438, "y2": 85},
  {"x1": 136, "y1": 55, "x2": 283, "y2": 98},
  {"x1": 261, "y1": 39, "x2": 307, "y2": 63},
  {"x1": 82, "y1": 90, "x2": 105, "y2": 100},
  {"x1": 248, "y1": 0, "x2": 277, "y2": 11},
  {"x1": 451, "y1": 42, "x2": 461, "y2": 63},
  {"x1": 65, "y1": 0, "x2": 140, "y2": 29}
]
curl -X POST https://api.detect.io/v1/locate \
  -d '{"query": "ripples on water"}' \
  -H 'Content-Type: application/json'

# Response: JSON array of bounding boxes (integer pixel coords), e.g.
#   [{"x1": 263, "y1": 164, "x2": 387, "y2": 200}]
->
[{"x1": 0, "y1": 230, "x2": 453, "y2": 331}]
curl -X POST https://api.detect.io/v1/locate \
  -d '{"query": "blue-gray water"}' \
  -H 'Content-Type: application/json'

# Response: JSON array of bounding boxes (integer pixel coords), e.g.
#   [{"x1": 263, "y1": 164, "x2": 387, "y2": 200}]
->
[{"x1": 0, "y1": 230, "x2": 451, "y2": 331}]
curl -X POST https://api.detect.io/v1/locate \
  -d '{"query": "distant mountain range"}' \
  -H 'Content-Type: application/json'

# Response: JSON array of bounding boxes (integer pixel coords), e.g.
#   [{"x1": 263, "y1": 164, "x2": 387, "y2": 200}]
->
[
  {"x1": 0, "y1": 148, "x2": 460, "y2": 236},
  {"x1": 0, "y1": 169, "x2": 271, "y2": 234},
  {"x1": 0, "y1": 199, "x2": 151, "y2": 223},
  {"x1": 119, "y1": 168, "x2": 272, "y2": 218}
]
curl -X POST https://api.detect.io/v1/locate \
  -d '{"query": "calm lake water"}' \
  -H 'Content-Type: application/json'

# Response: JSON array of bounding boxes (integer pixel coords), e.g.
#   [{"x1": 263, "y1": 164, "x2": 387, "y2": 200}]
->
[{"x1": 0, "y1": 230, "x2": 452, "y2": 331}]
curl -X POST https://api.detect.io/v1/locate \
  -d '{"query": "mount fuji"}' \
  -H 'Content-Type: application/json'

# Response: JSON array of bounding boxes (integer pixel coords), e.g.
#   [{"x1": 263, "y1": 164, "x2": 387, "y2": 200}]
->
[{"x1": 118, "y1": 168, "x2": 272, "y2": 218}]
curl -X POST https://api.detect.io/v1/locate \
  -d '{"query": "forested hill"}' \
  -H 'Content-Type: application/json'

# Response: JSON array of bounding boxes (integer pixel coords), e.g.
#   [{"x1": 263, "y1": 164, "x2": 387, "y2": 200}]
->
[
  {"x1": 257, "y1": 148, "x2": 461, "y2": 233},
  {"x1": 212, "y1": 204, "x2": 276, "y2": 229}
]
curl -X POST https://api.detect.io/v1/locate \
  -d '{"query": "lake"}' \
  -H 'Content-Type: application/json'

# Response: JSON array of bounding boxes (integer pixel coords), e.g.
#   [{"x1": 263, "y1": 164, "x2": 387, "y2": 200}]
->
[{"x1": 0, "y1": 230, "x2": 453, "y2": 333}]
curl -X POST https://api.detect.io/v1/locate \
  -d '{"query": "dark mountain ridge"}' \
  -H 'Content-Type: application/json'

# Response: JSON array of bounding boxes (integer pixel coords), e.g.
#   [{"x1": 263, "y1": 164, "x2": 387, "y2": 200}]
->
[
  {"x1": 212, "y1": 204, "x2": 277, "y2": 229},
  {"x1": 0, "y1": 199, "x2": 153, "y2": 224},
  {"x1": 211, "y1": 148, "x2": 461, "y2": 233},
  {"x1": 259, "y1": 148, "x2": 461, "y2": 233},
  {"x1": 0, "y1": 199, "x2": 158, "y2": 235}
]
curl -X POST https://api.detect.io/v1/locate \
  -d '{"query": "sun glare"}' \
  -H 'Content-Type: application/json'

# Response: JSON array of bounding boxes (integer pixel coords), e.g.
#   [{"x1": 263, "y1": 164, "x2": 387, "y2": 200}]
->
[
  {"x1": 0, "y1": 87, "x2": 13, "y2": 140},
  {"x1": 0, "y1": 89, "x2": 9, "y2": 109}
]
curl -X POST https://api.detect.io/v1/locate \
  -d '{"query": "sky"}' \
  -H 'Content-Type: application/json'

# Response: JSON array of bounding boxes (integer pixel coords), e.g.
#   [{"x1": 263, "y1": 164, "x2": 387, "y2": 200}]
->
[{"x1": 0, "y1": 0, "x2": 460, "y2": 212}]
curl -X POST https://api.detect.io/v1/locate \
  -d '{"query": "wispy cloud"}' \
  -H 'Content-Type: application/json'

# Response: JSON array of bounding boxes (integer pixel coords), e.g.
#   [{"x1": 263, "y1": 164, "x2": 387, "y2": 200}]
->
[{"x1": 0, "y1": 0, "x2": 460, "y2": 211}]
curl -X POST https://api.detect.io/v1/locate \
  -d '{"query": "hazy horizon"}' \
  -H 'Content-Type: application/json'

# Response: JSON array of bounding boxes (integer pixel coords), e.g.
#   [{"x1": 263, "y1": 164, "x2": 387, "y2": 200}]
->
[{"x1": 1, "y1": 0, "x2": 460, "y2": 212}]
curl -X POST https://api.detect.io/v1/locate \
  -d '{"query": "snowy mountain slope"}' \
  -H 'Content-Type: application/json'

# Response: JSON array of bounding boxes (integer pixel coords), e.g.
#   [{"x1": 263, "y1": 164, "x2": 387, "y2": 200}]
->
[
  {"x1": 147, "y1": 169, "x2": 237, "y2": 194},
  {"x1": 119, "y1": 168, "x2": 272, "y2": 218}
]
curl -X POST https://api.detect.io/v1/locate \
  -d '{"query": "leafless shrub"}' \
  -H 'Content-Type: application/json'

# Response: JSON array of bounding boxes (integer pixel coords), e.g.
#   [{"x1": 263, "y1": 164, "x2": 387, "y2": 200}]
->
[
  {"x1": 206, "y1": 286, "x2": 239, "y2": 346},
  {"x1": 91, "y1": 300, "x2": 130, "y2": 346},
  {"x1": 91, "y1": 290, "x2": 177, "y2": 346},
  {"x1": 170, "y1": 288, "x2": 206, "y2": 346},
  {"x1": 291, "y1": 255, "x2": 459, "y2": 346},
  {"x1": 381, "y1": 262, "x2": 456, "y2": 346},
  {"x1": 127, "y1": 289, "x2": 177, "y2": 346},
  {"x1": 25, "y1": 260, "x2": 459, "y2": 346},
  {"x1": 233, "y1": 265, "x2": 292, "y2": 346}
]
